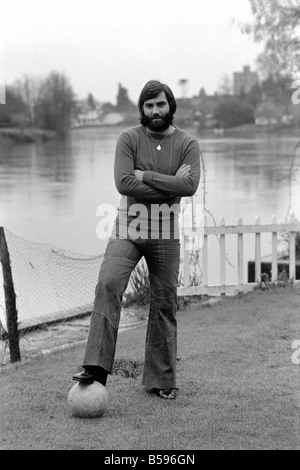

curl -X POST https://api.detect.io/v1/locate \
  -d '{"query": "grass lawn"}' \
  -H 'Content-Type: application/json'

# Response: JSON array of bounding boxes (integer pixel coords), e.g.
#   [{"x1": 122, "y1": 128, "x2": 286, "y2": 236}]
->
[{"x1": 0, "y1": 287, "x2": 300, "y2": 450}]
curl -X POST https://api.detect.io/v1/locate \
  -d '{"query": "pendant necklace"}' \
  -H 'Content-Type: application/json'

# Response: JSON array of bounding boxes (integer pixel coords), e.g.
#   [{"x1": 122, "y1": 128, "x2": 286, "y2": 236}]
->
[
  {"x1": 146, "y1": 131, "x2": 173, "y2": 174},
  {"x1": 147, "y1": 131, "x2": 169, "y2": 151}
]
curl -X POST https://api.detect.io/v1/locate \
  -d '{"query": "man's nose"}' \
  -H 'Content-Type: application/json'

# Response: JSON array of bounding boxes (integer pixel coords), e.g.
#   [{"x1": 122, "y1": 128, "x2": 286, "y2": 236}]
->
[{"x1": 152, "y1": 106, "x2": 160, "y2": 116}]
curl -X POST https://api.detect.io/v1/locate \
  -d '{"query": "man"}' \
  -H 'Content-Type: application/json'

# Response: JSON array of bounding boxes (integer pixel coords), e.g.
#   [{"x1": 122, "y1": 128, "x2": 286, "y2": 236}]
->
[{"x1": 73, "y1": 80, "x2": 201, "y2": 399}]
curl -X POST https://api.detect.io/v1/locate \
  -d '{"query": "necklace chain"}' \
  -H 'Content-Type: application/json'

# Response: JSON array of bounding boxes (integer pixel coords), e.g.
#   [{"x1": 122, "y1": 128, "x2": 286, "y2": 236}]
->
[
  {"x1": 147, "y1": 131, "x2": 169, "y2": 150},
  {"x1": 146, "y1": 132, "x2": 173, "y2": 174}
]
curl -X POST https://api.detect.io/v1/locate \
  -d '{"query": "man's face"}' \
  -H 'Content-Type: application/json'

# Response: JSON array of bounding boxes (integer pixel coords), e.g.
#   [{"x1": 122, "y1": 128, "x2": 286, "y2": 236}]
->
[{"x1": 142, "y1": 91, "x2": 172, "y2": 132}]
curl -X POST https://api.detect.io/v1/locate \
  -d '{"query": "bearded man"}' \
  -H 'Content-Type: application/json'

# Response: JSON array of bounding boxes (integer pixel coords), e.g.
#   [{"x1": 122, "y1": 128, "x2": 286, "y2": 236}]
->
[{"x1": 73, "y1": 80, "x2": 201, "y2": 400}]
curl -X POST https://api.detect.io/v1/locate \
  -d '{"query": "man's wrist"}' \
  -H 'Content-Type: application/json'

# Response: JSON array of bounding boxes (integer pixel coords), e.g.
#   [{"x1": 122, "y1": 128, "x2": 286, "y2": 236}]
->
[{"x1": 142, "y1": 170, "x2": 154, "y2": 185}]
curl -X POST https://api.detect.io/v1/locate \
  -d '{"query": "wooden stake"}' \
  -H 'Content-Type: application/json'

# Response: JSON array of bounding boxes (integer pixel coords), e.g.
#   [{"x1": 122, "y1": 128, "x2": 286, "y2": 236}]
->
[{"x1": 0, "y1": 227, "x2": 21, "y2": 363}]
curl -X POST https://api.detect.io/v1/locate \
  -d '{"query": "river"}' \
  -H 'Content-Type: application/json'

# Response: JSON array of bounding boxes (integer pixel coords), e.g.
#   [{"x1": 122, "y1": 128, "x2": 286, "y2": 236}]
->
[
  {"x1": 0, "y1": 126, "x2": 300, "y2": 299},
  {"x1": 0, "y1": 126, "x2": 300, "y2": 328}
]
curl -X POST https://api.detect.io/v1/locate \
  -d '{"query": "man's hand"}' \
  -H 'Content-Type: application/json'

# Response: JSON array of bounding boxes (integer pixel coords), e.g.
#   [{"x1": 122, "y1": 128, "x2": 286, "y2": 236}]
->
[
  {"x1": 135, "y1": 169, "x2": 144, "y2": 181},
  {"x1": 176, "y1": 164, "x2": 191, "y2": 177}
]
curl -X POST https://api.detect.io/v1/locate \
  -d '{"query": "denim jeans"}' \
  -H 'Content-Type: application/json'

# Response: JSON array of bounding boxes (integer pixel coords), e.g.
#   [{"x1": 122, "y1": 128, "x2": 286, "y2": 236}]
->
[{"x1": 83, "y1": 236, "x2": 180, "y2": 389}]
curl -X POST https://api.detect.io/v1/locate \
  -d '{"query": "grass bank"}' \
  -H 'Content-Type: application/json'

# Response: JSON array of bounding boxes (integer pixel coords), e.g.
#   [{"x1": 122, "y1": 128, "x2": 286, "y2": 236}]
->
[{"x1": 0, "y1": 288, "x2": 300, "y2": 450}]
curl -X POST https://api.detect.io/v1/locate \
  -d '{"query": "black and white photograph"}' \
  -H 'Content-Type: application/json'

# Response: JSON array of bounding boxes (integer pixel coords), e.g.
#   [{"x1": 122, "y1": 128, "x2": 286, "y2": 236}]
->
[{"x1": 0, "y1": 0, "x2": 299, "y2": 452}]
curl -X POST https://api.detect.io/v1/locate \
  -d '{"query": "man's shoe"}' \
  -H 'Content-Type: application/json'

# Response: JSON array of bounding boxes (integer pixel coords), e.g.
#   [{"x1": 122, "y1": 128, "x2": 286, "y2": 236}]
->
[
  {"x1": 73, "y1": 370, "x2": 95, "y2": 384},
  {"x1": 72, "y1": 367, "x2": 107, "y2": 386}
]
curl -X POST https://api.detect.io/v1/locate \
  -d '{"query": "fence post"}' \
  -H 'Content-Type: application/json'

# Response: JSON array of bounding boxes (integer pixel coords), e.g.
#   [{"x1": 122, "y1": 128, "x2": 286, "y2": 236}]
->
[
  {"x1": 237, "y1": 218, "x2": 244, "y2": 286},
  {"x1": 271, "y1": 215, "x2": 278, "y2": 282},
  {"x1": 183, "y1": 235, "x2": 190, "y2": 287},
  {"x1": 255, "y1": 217, "x2": 261, "y2": 282},
  {"x1": 219, "y1": 218, "x2": 226, "y2": 294},
  {"x1": 0, "y1": 227, "x2": 21, "y2": 363},
  {"x1": 289, "y1": 212, "x2": 296, "y2": 282},
  {"x1": 202, "y1": 215, "x2": 208, "y2": 287}
]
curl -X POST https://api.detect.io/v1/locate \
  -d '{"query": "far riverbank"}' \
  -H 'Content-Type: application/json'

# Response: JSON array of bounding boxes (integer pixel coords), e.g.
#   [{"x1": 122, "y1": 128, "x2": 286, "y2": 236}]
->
[
  {"x1": 2, "y1": 123, "x2": 300, "y2": 145},
  {"x1": 0, "y1": 127, "x2": 58, "y2": 144}
]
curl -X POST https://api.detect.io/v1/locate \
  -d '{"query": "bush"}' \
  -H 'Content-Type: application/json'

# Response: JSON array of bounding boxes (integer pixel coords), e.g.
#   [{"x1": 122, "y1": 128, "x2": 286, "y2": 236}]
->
[
  {"x1": 122, "y1": 262, "x2": 150, "y2": 306},
  {"x1": 214, "y1": 97, "x2": 255, "y2": 128}
]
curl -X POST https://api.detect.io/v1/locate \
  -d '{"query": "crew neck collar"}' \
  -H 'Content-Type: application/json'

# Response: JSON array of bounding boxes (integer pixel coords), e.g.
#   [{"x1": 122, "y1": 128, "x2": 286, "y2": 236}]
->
[{"x1": 142, "y1": 125, "x2": 177, "y2": 138}]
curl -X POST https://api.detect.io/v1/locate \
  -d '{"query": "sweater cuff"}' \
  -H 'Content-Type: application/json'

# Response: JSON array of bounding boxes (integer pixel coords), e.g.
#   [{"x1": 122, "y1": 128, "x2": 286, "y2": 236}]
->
[{"x1": 142, "y1": 170, "x2": 154, "y2": 186}]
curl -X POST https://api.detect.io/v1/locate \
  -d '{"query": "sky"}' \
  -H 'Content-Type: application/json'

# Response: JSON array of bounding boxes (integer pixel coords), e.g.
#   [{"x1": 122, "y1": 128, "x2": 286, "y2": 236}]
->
[{"x1": 0, "y1": 0, "x2": 263, "y2": 104}]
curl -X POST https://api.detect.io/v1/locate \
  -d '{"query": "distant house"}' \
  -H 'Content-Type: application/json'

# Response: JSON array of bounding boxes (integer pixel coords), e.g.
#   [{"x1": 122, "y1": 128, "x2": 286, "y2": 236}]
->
[
  {"x1": 192, "y1": 92, "x2": 225, "y2": 128},
  {"x1": 254, "y1": 99, "x2": 291, "y2": 126},
  {"x1": 72, "y1": 109, "x2": 102, "y2": 128},
  {"x1": 99, "y1": 112, "x2": 124, "y2": 125},
  {"x1": 174, "y1": 99, "x2": 195, "y2": 127},
  {"x1": 234, "y1": 65, "x2": 259, "y2": 95},
  {"x1": 289, "y1": 102, "x2": 300, "y2": 126}
]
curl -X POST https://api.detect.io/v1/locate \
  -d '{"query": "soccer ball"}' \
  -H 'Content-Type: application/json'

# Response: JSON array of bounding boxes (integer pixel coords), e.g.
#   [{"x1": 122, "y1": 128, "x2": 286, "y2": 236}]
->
[{"x1": 68, "y1": 381, "x2": 109, "y2": 418}]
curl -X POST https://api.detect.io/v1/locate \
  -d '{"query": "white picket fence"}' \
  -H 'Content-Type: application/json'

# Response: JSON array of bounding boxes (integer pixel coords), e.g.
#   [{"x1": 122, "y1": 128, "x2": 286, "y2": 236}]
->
[{"x1": 178, "y1": 213, "x2": 300, "y2": 297}]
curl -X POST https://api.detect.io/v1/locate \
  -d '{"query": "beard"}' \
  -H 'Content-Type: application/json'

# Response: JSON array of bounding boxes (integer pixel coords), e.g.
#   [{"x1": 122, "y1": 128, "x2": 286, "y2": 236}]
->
[{"x1": 140, "y1": 111, "x2": 173, "y2": 132}]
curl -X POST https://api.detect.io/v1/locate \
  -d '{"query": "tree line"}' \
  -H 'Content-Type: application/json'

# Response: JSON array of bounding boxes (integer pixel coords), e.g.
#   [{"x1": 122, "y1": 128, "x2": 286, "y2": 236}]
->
[
  {"x1": 214, "y1": 0, "x2": 300, "y2": 129},
  {"x1": 1, "y1": 1, "x2": 299, "y2": 136},
  {"x1": 213, "y1": 75, "x2": 296, "y2": 129},
  {"x1": 0, "y1": 72, "x2": 74, "y2": 136},
  {"x1": 0, "y1": 75, "x2": 138, "y2": 137}
]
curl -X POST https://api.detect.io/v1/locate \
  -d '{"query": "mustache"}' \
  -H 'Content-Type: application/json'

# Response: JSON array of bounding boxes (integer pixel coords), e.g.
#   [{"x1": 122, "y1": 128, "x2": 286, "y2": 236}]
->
[{"x1": 140, "y1": 111, "x2": 174, "y2": 128}]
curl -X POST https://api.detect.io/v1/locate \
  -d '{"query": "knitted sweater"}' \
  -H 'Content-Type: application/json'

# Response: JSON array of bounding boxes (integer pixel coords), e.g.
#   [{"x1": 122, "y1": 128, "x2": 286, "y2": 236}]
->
[{"x1": 113, "y1": 124, "x2": 201, "y2": 238}]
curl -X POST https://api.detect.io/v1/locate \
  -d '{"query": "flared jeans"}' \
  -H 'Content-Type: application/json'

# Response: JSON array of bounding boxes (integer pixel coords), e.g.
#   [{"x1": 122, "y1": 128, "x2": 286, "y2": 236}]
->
[{"x1": 83, "y1": 236, "x2": 180, "y2": 389}]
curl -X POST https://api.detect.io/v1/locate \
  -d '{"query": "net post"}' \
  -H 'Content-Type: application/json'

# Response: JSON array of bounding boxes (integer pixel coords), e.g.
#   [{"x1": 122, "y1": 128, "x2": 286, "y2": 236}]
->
[{"x1": 0, "y1": 227, "x2": 21, "y2": 363}]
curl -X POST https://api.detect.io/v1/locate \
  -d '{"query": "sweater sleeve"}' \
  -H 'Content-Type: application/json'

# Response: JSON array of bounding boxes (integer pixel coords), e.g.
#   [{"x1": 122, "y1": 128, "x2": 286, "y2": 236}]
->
[
  {"x1": 142, "y1": 138, "x2": 201, "y2": 196},
  {"x1": 114, "y1": 131, "x2": 171, "y2": 202}
]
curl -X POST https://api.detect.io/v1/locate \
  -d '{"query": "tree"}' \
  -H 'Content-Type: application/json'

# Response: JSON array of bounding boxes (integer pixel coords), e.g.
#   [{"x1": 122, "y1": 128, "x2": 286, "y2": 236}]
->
[
  {"x1": 214, "y1": 98, "x2": 255, "y2": 128},
  {"x1": 260, "y1": 75, "x2": 293, "y2": 104},
  {"x1": 245, "y1": 83, "x2": 263, "y2": 108},
  {"x1": 36, "y1": 71, "x2": 75, "y2": 135},
  {"x1": 116, "y1": 83, "x2": 135, "y2": 113},
  {"x1": 13, "y1": 75, "x2": 42, "y2": 127},
  {"x1": 0, "y1": 86, "x2": 28, "y2": 127},
  {"x1": 243, "y1": 0, "x2": 300, "y2": 79},
  {"x1": 198, "y1": 87, "x2": 207, "y2": 98},
  {"x1": 87, "y1": 93, "x2": 96, "y2": 110},
  {"x1": 219, "y1": 74, "x2": 233, "y2": 95}
]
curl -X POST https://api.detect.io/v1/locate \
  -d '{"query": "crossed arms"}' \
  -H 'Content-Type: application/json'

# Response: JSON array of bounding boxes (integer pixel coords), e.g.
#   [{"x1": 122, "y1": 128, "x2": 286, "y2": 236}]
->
[{"x1": 114, "y1": 131, "x2": 201, "y2": 202}]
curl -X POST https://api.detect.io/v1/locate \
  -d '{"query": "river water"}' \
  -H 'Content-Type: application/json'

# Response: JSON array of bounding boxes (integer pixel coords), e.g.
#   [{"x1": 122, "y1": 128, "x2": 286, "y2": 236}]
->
[{"x1": 0, "y1": 126, "x2": 299, "y2": 305}]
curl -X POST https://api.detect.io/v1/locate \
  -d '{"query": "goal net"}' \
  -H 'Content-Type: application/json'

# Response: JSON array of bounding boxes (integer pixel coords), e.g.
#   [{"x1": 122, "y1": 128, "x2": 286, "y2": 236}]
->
[
  {"x1": 0, "y1": 229, "x2": 104, "y2": 331},
  {"x1": 0, "y1": 197, "x2": 204, "y2": 331}
]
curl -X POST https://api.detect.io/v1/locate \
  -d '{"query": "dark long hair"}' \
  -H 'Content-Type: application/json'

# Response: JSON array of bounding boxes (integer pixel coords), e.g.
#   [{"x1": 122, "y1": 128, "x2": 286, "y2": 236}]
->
[{"x1": 138, "y1": 80, "x2": 177, "y2": 119}]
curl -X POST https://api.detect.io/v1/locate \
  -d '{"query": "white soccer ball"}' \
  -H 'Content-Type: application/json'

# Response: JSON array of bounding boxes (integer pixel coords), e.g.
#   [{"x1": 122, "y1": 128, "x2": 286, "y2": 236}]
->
[{"x1": 68, "y1": 381, "x2": 109, "y2": 418}]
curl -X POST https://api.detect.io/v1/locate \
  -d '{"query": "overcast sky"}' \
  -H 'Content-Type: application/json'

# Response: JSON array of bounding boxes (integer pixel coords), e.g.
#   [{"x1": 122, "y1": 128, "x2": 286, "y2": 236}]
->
[{"x1": 1, "y1": 0, "x2": 262, "y2": 103}]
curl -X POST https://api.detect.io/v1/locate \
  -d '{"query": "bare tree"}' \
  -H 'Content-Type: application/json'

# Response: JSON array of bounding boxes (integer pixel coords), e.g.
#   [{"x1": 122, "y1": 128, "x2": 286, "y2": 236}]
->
[
  {"x1": 36, "y1": 71, "x2": 75, "y2": 136},
  {"x1": 219, "y1": 74, "x2": 233, "y2": 95},
  {"x1": 14, "y1": 75, "x2": 42, "y2": 127}
]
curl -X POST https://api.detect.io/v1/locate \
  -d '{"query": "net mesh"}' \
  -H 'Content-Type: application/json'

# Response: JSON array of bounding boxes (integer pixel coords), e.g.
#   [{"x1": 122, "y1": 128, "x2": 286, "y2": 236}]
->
[
  {"x1": 0, "y1": 229, "x2": 104, "y2": 331},
  {"x1": 0, "y1": 198, "x2": 203, "y2": 331}
]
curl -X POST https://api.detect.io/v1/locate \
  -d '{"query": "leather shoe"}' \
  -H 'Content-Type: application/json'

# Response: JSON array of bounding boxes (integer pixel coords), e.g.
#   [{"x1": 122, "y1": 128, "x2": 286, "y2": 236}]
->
[{"x1": 72, "y1": 368, "x2": 107, "y2": 386}]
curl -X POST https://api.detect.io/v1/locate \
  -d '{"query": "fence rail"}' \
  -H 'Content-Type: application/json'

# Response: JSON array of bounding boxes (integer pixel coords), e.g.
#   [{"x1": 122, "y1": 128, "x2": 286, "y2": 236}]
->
[{"x1": 178, "y1": 213, "x2": 300, "y2": 297}]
